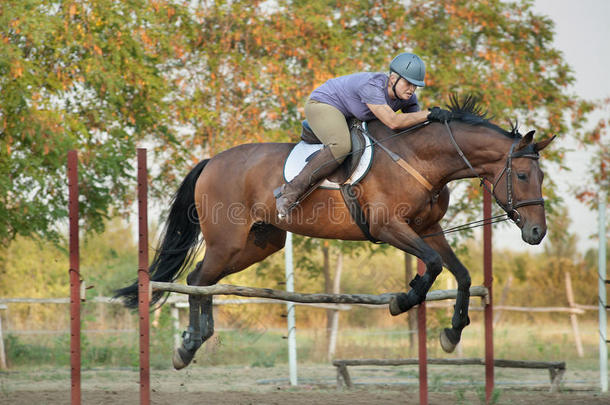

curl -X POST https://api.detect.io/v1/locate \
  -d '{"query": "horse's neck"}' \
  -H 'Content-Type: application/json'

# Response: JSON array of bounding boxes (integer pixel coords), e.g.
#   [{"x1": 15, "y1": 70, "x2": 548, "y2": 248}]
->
[
  {"x1": 428, "y1": 124, "x2": 511, "y2": 186},
  {"x1": 371, "y1": 121, "x2": 511, "y2": 188}
]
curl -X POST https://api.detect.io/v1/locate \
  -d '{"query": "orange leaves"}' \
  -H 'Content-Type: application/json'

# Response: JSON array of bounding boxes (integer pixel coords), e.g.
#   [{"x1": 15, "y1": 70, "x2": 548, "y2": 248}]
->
[
  {"x1": 139, "y1": 29, "x2": 154, "y2": 49},
  {"x1": 9, "y1": 17, "x2": 21, "y2": 34},
  {"x1": 173, "y1": 43, "x2": 185, "y2": 60},
  {"x1": 11, "y1": 63, "x2": 23, "y2": 79}
]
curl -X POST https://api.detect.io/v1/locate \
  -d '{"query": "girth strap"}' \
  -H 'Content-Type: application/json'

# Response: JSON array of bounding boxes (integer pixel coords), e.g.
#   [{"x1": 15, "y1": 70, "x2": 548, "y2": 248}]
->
[{"x1": 339, "y1": 184, "x2": 384, "y2": 244}]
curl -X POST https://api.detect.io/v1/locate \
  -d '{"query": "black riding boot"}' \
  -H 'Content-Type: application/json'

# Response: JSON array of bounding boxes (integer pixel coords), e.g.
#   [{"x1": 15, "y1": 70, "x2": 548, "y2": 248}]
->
[{"x1": 275, "y1": 147, "x2": 341, "y2": 219}]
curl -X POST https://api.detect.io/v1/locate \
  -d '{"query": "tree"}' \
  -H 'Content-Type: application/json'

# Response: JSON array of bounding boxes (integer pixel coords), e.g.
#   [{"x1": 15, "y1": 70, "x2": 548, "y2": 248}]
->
[
  {"x1": 0, "y1": 0, "x2": 197, "y2": 244},
  {"x1": 1, "y1": 0, "x2": 598, "y2": 246}
]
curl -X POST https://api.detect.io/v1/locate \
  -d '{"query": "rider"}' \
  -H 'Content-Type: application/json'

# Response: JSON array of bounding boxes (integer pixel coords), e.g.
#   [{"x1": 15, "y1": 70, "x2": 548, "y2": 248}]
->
[{"x1": 275, "y1": 52, "x2": 451, "y2": 219}]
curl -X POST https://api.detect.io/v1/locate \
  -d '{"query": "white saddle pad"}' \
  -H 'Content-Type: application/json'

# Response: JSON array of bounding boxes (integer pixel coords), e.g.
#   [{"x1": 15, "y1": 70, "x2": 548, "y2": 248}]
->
[{"x1": 283, "y1": 134, "x2": 374, "y2": 190}]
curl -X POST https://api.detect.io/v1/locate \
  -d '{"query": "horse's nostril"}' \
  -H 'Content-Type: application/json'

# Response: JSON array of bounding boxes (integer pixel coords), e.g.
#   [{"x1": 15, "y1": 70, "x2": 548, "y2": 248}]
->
[{"x1": 531, "y1": 226, "x2": 540, "y2": 238}]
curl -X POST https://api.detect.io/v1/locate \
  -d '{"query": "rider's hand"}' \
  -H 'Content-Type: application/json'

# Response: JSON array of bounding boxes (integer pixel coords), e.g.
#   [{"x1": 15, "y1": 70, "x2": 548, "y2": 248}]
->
[{"x1": 427, "y1": 107, "x2": 452, "y2": 123}]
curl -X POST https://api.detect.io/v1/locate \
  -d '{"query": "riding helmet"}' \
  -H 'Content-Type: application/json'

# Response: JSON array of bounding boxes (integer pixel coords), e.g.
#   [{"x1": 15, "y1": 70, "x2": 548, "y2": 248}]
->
[{"x1": 389, "y1": 53, "x2": 426, "y2": 87}]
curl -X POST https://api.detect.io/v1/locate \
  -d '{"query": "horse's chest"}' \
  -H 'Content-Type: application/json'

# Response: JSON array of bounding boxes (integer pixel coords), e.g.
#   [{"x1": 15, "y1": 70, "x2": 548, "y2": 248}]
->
[{"x1": 407, "y1": 197, "x2": 447, "y2": 230}]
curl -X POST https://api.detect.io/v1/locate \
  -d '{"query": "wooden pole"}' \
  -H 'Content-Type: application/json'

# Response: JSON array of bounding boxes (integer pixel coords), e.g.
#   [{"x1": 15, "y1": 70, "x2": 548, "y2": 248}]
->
[
  {"x1": 284, "y1": 232, "x2": 297, "y2": 385},
  {"x1": 150, "y1": 282, "x2": 488, "y2": 304},
  {"x1": 483, "y1": 186, "x2": 494, "y2": 404},
  {"x1": 598, "y1": 176, "x2": 608, "y2": 392},
  {"x1": 417, "y1": 259, "x2": 428, "y2": 405},
  {"x1": 328, "y1": 251, "x2": 343, "y2": 360},
  {"x1": 137, "y1": 148, "x2": 150, "y2": 405},
  {"x1": 564, "y1": 272, "x2": 584, "y2": 357},
  {"x1": 68, "y1": 150, "x2": 81, "y2": 405},
  {"x1": 0, "y1": 304, "x2": 7, "y2": 369},
  {"x1": 405, "y1": 253, "x2": 417, "y2": 354}
]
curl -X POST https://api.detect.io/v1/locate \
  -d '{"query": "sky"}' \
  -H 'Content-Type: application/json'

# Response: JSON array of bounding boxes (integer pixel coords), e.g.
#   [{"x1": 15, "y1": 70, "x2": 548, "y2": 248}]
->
[{"x1": 491, "y1": 0, "x2": 610, "y2": 253}]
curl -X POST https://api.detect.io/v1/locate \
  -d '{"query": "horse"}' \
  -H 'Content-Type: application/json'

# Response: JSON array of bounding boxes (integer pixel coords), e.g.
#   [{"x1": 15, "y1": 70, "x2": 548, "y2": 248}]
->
[{"x1": 116, "y1": 96, "x2": 555, "y2": 369}]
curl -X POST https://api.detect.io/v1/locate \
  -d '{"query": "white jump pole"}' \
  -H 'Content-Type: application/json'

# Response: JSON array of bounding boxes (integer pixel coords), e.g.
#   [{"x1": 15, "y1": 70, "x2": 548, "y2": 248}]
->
[
  {"x1": 599, "y1": 186, "x2": 608, "y2": 392},
  {"x1": 284, "y1": 232, "x2": 298, "y2": 385}
]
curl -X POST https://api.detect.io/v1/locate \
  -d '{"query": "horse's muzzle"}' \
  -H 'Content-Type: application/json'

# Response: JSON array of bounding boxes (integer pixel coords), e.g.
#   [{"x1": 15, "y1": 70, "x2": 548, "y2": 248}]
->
[{"x1": 521, "y1": 223, "x2": 546, "y2": 245}]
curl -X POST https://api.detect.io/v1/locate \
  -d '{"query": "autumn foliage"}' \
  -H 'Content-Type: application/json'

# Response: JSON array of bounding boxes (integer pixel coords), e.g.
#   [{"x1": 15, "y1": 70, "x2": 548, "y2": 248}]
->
[{"x1": 0, "y1": 0, "x2": 602, "y2": 243}]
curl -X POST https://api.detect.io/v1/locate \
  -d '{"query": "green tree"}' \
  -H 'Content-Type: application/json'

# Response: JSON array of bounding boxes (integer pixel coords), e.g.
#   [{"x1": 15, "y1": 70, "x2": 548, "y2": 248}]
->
[
  {"x1": 0, "y1": 0, "x2": 197, "y2": 244},
  {"x1": 2, "y1": 0, "x2": 599, "y2": 247}
]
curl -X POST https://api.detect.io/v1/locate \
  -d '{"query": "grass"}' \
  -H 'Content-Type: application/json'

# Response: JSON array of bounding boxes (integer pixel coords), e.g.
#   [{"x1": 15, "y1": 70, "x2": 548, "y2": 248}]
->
[{"x1": 3, "y1": 317, "x2": 606, "y2": 374}]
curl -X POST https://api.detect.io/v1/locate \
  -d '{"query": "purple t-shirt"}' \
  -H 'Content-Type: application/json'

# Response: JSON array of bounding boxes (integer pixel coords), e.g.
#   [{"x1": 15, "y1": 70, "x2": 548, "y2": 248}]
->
[{"x1": 309, "y1": 72, "x2": 420, "y2": 121}]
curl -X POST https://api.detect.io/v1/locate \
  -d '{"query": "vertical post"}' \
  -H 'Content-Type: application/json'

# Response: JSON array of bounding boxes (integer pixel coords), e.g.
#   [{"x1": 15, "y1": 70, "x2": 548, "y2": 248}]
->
[
  {"x1": 137, "y1": 148, "x2": 150, "y2": 404},
  {"x1": 599, "y1": 185, "x2": 607, "y2": 392},
  {"x1": 405, "y1": 253, "x2": 417, "y2": 354},
  {"x1": 68, "y1": 150, "x2": 81, "y2": 405},
  {"x1": 284, "y1": 232, "x2": 297, "y2": 385},
  {"x1": 483, "y1": 186, "x2": 494, "y2": 403},
  {"x1": 417, "y1": 259, "x2": 427, "y2": 405},
  {"x1": 565, "y1": 272, "x2": 584, "y2": 357},
  {"x1": 0, "y1": 305, "x2": 6, "y2": 370}
]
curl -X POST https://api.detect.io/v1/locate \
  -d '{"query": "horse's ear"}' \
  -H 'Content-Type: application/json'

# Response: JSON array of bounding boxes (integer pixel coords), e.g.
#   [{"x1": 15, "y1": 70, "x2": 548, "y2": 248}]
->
[
  {"x1": 516, "y1": 130, "x2": 535, "y2": 151},
  {"x1": 534, "y1": 134, "x2": 557, "y2": 152}
]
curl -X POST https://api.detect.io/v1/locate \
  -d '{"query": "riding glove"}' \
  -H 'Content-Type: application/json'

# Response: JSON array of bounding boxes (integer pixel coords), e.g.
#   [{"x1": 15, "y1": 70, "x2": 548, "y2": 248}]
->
[{"x1": 427, "y1": 106, "x2": 452, "y2": 123}]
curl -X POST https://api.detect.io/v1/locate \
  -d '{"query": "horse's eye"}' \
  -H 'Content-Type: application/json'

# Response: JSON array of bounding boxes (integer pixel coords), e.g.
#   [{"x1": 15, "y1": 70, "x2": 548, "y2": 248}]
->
[{"x1": 517, "y1": 173, "x2": 528, "y2": 181}]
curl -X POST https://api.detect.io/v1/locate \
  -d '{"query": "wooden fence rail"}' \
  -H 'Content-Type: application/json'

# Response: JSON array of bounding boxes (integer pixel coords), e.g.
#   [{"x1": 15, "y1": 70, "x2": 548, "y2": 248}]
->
[{"x1": 149, "y1": 282, "x2": 489, "y2": 305}]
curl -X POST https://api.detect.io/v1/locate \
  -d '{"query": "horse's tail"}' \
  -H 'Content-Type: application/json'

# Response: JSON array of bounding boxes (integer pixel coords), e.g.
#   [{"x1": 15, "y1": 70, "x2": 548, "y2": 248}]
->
[{"x1": 115, "y1": 159, "x2": 209, "y2": 309}]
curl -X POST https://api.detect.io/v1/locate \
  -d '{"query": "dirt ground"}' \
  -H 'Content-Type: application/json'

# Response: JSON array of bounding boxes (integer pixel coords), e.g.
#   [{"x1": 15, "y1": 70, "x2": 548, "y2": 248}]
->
[{"x1": 1, "y1": 363, "x2": 609, "y2": 405}]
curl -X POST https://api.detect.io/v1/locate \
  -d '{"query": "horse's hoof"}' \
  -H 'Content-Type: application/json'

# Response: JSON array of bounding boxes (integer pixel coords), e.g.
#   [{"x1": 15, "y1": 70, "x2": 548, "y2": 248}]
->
[
  {"x1": 172, "y1": 347, "x2": 192, "y2": 370},
  {"x1": 389, "y1": 297, "x2": 403, "y2": 316},
  {"x1": 440, "y1": 328, "x2": 457, "y2": 353}
]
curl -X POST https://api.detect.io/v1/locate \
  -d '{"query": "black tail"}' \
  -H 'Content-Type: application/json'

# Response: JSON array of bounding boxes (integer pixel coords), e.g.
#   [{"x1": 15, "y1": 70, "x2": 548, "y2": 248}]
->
[{"x1": 115, "y1": 159, "x2": 209, "y2": 308}]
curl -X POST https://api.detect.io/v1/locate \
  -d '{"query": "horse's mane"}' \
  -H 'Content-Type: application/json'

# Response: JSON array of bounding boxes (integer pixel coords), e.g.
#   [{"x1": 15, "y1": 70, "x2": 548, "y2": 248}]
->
[{"x1": 447, "y1": 94, "x2": 521, "y2": 139}]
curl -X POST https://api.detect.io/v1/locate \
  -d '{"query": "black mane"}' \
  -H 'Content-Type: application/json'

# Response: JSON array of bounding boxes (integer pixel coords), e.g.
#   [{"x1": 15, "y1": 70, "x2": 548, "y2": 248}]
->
[{"x1": 447, "y1": 95, "x2": 520, "y2": 139}]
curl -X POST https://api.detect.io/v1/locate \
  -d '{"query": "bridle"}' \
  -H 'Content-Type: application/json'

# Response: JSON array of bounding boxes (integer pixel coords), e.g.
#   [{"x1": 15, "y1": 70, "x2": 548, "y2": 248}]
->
[{"x1": 444, "y1": 122, "x2": 545, "y2": 225}]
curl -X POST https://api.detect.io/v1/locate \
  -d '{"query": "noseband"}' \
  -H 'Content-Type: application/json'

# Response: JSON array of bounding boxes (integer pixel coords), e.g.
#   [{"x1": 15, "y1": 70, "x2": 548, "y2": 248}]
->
[
  {"x1": 490, "y1": 141, "x2": 544, "y2": 224},
  {"x1": 444, "y1": 122, "x2": 545, "y2": 225}
]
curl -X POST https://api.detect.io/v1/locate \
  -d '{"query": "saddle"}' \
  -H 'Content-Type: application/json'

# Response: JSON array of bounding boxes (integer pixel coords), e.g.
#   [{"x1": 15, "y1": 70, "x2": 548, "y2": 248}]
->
[
  {"x1": 298, "y1": 118, "x2": 370, "y2": 185},
  {"x1": 282, "y1": 119, "x2": 379, "y2": 242}
]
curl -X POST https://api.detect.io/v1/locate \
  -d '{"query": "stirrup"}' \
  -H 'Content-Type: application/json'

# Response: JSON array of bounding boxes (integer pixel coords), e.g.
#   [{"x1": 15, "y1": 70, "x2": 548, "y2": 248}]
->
[
  {"x1": 273, "y1": 185, "x2": 285, "y2": 199},
  {"x1": 274, "y1": 180, "x2": 325, "y2": 220}
]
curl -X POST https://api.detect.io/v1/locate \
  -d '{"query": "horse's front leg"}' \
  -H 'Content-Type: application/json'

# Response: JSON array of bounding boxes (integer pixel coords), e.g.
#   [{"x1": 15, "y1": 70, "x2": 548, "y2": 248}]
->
[
  {"x1": 373, "y1": 219, "x2": 444, "y2": 315},
  {"x1": 423, "y1": 224, "x2": 472, "y2": 353}
]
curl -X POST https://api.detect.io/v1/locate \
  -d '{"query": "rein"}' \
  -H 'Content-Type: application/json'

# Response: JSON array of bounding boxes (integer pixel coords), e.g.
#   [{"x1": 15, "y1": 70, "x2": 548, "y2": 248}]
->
[
  {"x1": 310, "y1": 118, "x2": 544, "y2": 239},
  {"x1": 366, "y1": 120, "x2": 544, "y2": 237},
  {"x1": 420, "y1": 214, "x2": 509, "y2": 239}
]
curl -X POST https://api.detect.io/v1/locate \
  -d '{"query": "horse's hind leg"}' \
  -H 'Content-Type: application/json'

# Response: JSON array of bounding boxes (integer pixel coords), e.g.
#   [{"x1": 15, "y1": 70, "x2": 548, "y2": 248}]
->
[
  {"x1": 173, "y1": 223, "x2": 286, "y2": 370},
  {"x1": 172, "y1": 260, "x2": 212, "y2": 370}
]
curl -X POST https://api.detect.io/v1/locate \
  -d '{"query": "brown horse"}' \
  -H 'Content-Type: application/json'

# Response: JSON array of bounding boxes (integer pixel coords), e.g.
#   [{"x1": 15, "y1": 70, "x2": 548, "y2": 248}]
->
[{"x1": 116, "y1": 96, "x2": 555, "y2": 369}]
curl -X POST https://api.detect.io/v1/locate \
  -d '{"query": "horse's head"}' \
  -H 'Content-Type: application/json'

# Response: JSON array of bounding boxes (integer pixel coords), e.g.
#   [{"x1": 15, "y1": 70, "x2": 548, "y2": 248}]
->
[{"x1": 491, "y1": 130, "x2": 556, "y2": 245}]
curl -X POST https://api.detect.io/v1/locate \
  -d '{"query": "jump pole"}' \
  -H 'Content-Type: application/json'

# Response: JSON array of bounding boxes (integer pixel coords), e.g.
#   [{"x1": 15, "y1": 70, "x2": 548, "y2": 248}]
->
[
  {"x1": 599, "y1": 179, "x2": 607, "y2": 392},
  {"x1": 137, "y1": 148, "x2": 150, "y2": 404},
  {"x1": 483, "y1": 184, "x2": 494, "y2": 403},
  {"x1": 284, "y1": 232, "x2": 298, "y2": 385},
  {"x1": 418, "y1": 188, "x2": 494, "y2": 405},
  {"x1": 68, "y1": 150, "x2": 81, "y2": 405},
  {"x1": 417, "y1": 259, "x2": 427, "y2": 405}
]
